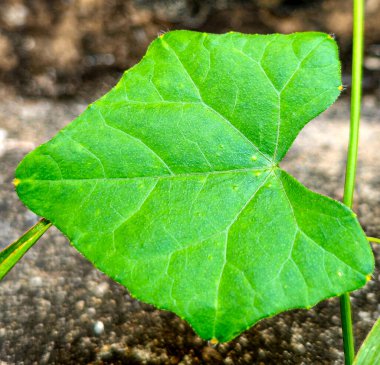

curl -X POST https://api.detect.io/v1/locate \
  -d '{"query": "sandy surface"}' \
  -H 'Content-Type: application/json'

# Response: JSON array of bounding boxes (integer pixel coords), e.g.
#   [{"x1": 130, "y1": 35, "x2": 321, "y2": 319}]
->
[{"x1": 0, "y1": 90, "x2": 379, "y2": 364}]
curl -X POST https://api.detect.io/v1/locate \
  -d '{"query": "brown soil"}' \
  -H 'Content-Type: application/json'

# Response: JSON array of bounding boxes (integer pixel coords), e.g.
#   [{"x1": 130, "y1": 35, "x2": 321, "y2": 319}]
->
[{"x1": 0, "y1": 0, "x2": 380, "y2": 97}]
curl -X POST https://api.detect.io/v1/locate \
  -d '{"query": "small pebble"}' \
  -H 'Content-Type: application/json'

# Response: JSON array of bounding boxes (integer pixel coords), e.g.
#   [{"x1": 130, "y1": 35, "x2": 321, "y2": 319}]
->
[
  {"x1": 75, "y1": 300, "x2": 85, "y2": 311},
  {"x1": 366, "y1": 292, "x2": 376, "y2": 303},
  {"x1": 29, "y1": 276, "x2": 42, "y2": 287},
  {"x1": 293, "y1": 343, "x2": 306, "y2": 354},
  {"x1": 358, "y1": 311, "x2": 371, "y2": 322},
  {"x1": 94, "y1": 320, "x2": 104, "y2": 335}
]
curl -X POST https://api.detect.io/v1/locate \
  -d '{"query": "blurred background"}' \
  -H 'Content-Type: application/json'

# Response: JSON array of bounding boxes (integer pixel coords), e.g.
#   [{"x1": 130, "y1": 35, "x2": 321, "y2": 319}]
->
[
  {"x1": 0, "y1": 0, "x2": 380, "y2": 100},
  {"x1": 0, "y1": 1, "x2": 380, "y2": 364}
]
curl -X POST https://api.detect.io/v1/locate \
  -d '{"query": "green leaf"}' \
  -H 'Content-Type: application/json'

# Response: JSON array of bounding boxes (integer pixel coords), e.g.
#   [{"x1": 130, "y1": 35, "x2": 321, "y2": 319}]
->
[
  {"x1": 354, "y1": 318, "x2": 380, "y2": 365},
  {"x1": 15, "y1": 31, "x2": 374, "y2": 342}
]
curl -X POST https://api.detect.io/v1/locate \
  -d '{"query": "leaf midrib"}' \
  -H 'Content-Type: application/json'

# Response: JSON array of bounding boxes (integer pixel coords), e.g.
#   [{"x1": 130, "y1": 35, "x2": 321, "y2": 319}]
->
[{"x1": 20, "y1": 166, "x2": 276, "y2": 183}]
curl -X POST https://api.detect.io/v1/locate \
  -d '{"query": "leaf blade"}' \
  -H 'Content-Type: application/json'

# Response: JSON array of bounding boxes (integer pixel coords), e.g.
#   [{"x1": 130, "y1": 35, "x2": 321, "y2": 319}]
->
[
  {"x1": 15, "y1": 31, "x2": 373, "y2": 342},
  {"x1": 354, "y1": 318, "x2": 380, "y2": 365}
]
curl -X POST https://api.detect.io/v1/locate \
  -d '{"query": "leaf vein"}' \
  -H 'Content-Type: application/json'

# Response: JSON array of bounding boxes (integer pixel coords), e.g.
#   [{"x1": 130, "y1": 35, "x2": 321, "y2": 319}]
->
[
  {"x1": 276, "y1": 172, "x2": 366, "y2": 279},
  {"x1": 161, "y1": 38, "x2": 272, "y2": 165},
  {"x1": 94, "y1": 105, "x2": 174, "y2": 175},
  {"x1": 61, "y1": 132, "x2": 107, "y2": 178}
]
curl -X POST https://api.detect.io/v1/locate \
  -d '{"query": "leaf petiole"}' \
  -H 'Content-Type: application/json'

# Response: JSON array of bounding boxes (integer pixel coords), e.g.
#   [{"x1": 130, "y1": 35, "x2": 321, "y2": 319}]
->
[
  {"x1": 367, "y1": 236, "x2": 380, "y2": 244},
  {"x1": 0, "y1": 218, "x2": 51, "y2": 280}
]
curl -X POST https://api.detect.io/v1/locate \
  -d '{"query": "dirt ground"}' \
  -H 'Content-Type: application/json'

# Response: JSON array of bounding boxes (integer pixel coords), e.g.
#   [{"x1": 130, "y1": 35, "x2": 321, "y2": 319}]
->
[
  {"x1": 0, "y1": 84, "x2": 379, "y2": 365},
  {"x1": 1, "y1": 0, "x2": 380, "y2": 97}
]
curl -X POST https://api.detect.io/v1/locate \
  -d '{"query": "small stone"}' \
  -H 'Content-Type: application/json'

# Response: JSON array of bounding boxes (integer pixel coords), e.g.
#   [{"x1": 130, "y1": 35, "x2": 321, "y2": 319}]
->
[
  {"x1": 201, "y1": 346, "x2": 223, "y2": 362},
  {"x1": 366, "y1": 292, "x2": 376, "y2": 303},
  {"x1": 293, "y1": 342, "x2": 306, "y2": 354},
  {"x1": 258, "y1": 348, "x2": 266, "y2": 359},
  {"x1": 1, "y1": 3, "x2": 29, "y2": 27},
  {"x1": 29, "y1": 276, "x2": 43, "y2": 287},
  {"x1": 94, "y1": 320, "x2": 104, "y2": 335},
  {"x1": 331, "y1": 315, "x2": 340, "y2": 325},
  {"x1": 238, "y1": 336, "x2": 249, "y2": 348},
  {"x1": 75, "y1": 300, "x2": 85, "y2": 311},
  {"x1": 93, "y1": 282, "x2": 109, "y2": 297},
  {"x1": 243, "y1": 353, "x2": 252, "y2": 362},
  {"x1": 358, "y1": 311, "x2": 371, "y2": 322},
  {"x1": 224, "y1": 357, "x2": 234, "y2": 365}
]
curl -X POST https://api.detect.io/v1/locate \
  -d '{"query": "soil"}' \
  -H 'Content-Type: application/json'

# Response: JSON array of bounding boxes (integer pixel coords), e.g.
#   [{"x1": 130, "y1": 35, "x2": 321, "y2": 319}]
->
[
  {"x1": 1, "y1": 0, "x2": 380, "y2": 97},
  {"x1": 0, "y1": 85, "x2": 379, "y2": 364}
]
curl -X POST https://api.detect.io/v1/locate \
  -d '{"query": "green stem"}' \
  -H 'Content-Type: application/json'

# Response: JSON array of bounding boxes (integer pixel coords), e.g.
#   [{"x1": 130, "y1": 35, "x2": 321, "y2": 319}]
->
[
  {"x1": 343, "y1": 0, "x2": 365, "y2": 207},
  {"x1": 340, "y1": 294, "x2": 355, "y2": 364},
  {"x1": 367, "y1": 237, "x2": 380, "y2": 244},
  {"x1": 340, "y1": 0, "x2": 365, "y2": 364},
  {"x1": 0, "y1": 218, "x2": 51, "y2": 280}
]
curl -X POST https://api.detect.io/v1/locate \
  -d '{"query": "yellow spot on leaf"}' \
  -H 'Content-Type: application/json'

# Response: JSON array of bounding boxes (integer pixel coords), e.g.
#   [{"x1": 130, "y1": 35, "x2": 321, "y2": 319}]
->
[
  {"x1": 255, "y1": 172, "x2": 262, "y2": 177},
  {"x1": 251, "y1": 155, "x2": 257, "y2": 161},
  {"x1": 209, "y1": 338, "x2": 219, "y2": 345},
  {"x1": 366, "y1": 274, "x2": 372, "y2": 282},
  {"x1": 338, "y1": 85, "x2": 344, "y2": 91},
  {"x1": 13, "y1": 178, "x2": 20, "y2": 187}
]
